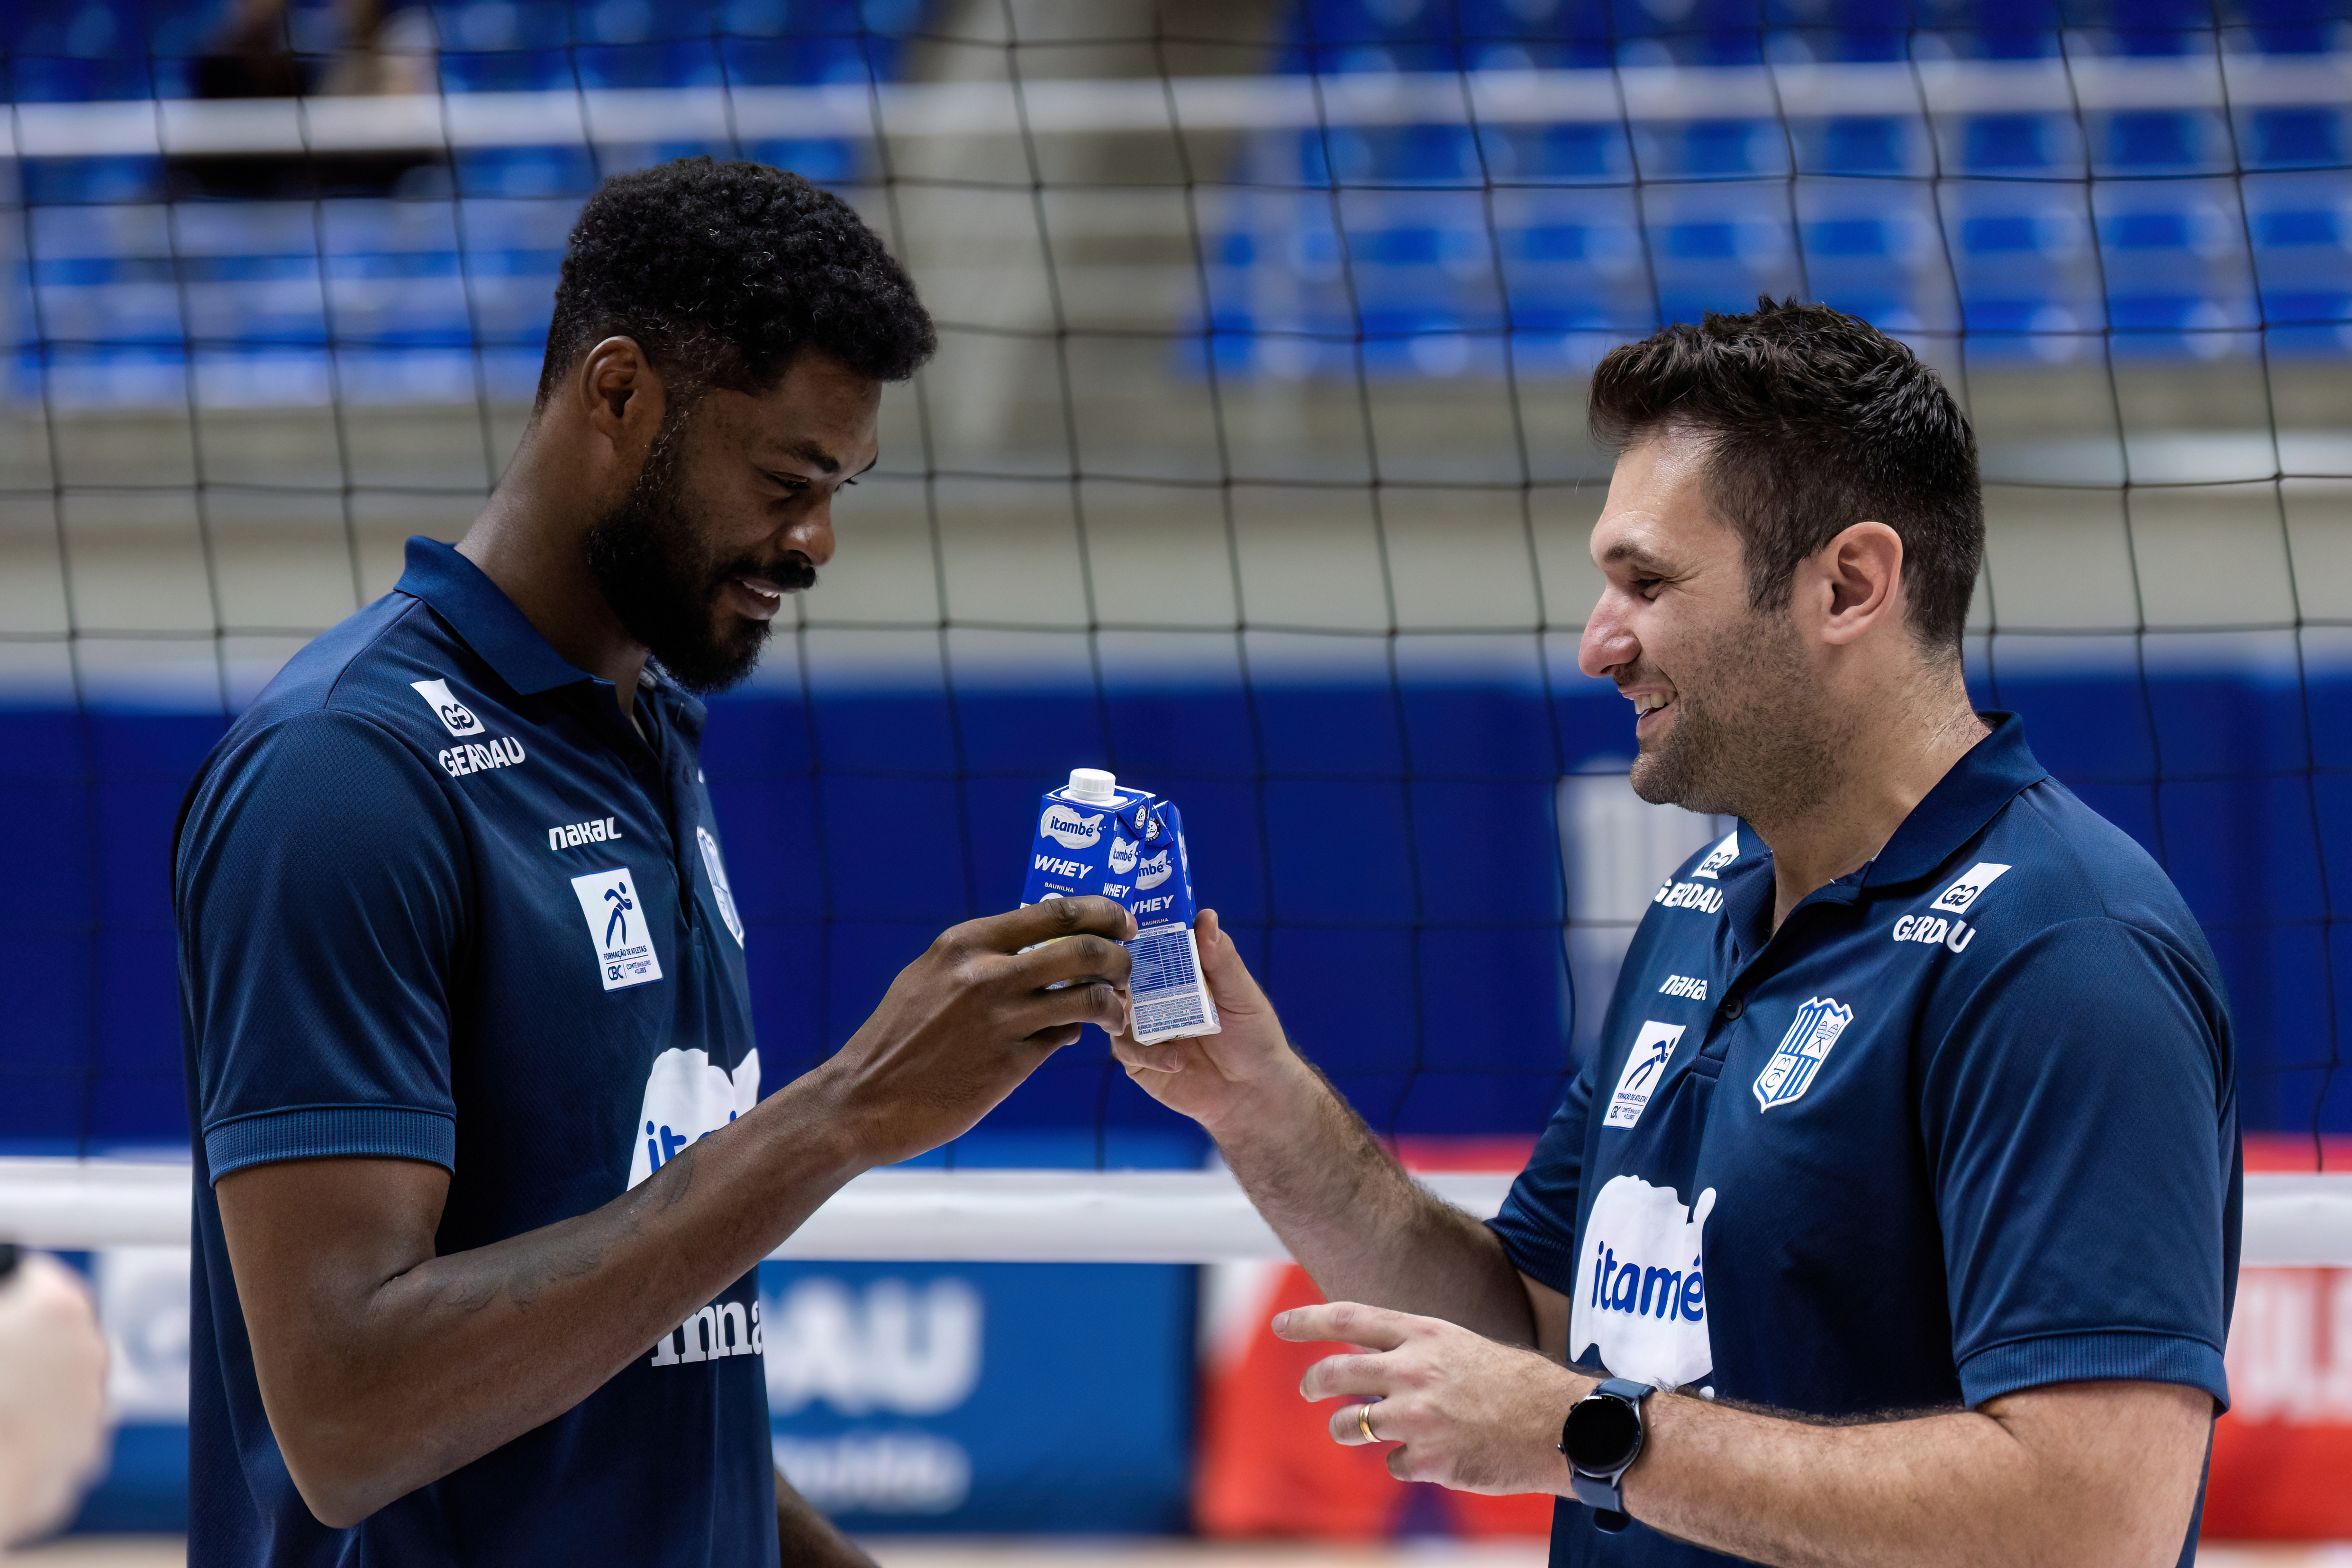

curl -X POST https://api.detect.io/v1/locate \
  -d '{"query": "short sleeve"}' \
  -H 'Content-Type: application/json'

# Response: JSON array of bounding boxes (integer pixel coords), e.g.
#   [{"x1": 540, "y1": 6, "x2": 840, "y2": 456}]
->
[
  {"x1": 1927, "y1": 917, "x2": 2235, "y2": 1409},
  {"x1": 1487, "y1": 1060, "x2": 1594, "y2": 1295},
  {"x1": 177, "y1": 710, "x2": 469, "y2": 1182}
]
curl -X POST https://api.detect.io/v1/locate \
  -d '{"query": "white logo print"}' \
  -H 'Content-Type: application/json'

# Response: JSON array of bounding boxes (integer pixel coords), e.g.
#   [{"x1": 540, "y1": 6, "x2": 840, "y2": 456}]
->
[
  {"x1": 570, "y1": 867, "x2": 664, "y2": 990},
  {"x1": 1931, "y1": 861, "x2": 2013, "y2": 914},
  {"x1": 1108, "y1": 835, "x2": 1139, "y2": 877},
  {"x1": 1570, "y1": 1175, "x2": 1715, "y2": 1390},
  {"x1": 409, "y1": 678, "x2": 482, "y2": 737},
  {"x1": 629, "y1": 1045, "x2": 760, "y2": 1187},
  {"x1": 1689, "y1": 829, "x2": 1741, "y2": 880},
  {"x1": 1040, "y1": 805, "x2": 1107, "y2": 849},
  {"x1": 1753, "y1": 996, "x2": 1854, "y2": 1111},
  {"x1": 1134, "y1": 847, "x2": 1172, "y2": 890},
  {"x1": 1604, "y1": 1021, "x2": 1686, "y2": 1130},
  {"x1": 697, "y1": 826, "x2": 745, "y2": 947}
]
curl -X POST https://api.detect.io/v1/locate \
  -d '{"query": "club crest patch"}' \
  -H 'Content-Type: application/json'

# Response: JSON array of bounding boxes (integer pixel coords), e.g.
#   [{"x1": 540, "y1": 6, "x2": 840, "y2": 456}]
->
[{"x1": 1753, "y1": 996, "x2": 1854, "y2": 1111}]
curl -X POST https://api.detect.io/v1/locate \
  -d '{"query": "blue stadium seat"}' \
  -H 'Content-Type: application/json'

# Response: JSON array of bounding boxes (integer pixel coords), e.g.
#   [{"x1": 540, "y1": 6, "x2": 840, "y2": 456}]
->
[{"x1": 3, "y1": 0, "x2": 916, "y2": 406}]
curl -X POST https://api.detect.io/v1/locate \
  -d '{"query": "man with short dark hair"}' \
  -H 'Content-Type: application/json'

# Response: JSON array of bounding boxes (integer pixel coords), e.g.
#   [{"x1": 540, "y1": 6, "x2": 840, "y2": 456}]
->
[
  {"x1": 176, "y1": 158, "x2": 1137, "y2": 1566},
  {"x1": 1116, "y1": 300, "x2": 2237, "y2": 1568}
]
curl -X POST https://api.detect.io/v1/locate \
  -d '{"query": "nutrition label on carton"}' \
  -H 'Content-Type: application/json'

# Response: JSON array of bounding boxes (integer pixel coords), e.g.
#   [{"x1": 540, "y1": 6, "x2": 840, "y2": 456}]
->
[
  {"x1": 1021, "y1": 769, "x2": 1220, "y2": 1047},
  {"x1": 1127, "y1": 925, "x2": 1212, "y2": 1039}
]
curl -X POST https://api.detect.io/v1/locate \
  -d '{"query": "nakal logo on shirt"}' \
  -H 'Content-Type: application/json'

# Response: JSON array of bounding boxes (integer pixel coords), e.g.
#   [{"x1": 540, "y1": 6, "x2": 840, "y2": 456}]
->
[
  {"x1": 409, "y1": 677, "x2": 482, "y2": 737},
  {"x1": 1753, "y1": 996, "x2": 1854, "y2": 1111}
]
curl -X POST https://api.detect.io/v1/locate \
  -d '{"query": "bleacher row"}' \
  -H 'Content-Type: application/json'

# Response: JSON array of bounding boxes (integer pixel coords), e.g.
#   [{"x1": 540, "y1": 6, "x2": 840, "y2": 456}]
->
[{"x1": 5, "y1": 0, "x2": 2350, "y2": 405}]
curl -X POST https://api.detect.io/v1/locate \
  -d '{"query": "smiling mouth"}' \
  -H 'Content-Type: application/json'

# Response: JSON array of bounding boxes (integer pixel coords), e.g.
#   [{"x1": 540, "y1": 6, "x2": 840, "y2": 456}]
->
[
  {"x1": 733, "y1": 575, "x2": 788, "y2": 604},
  {"x1": 1630, "y1": 691, "x2": 1674, "y2": 720}
]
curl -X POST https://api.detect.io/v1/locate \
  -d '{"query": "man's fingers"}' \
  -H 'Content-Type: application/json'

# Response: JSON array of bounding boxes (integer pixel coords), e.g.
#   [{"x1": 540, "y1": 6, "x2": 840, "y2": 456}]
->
[
  {"x1": 1192, "y1": 908, "x2": 1269, "y2": 1009},
  {"x1": 1009, "y1": 930, "x2": 1133, "y2": 991},
  {"x1": 963, "y1": 896, "x2": 1136, "y2": 954},
  {"x1": 1299, "y1": 1350, "x2": 1391, "y2": 1404},
  {"x1": 1007, "y1": 979, "x2": 1128, "y2": 1043},
  {"x1": 1273, "y1": 1301, "x2": 1412, "y2": 1351},
  {"x1": 1327, "y1": 1398, "x2": 1398, "y2": 1447}
]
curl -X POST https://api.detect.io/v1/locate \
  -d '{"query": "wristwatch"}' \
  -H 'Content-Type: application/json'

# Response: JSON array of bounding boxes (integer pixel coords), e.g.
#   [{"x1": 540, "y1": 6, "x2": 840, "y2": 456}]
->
[{"x1": 1561, "y1": 1377, "x2": 1653, "y2": 1533}]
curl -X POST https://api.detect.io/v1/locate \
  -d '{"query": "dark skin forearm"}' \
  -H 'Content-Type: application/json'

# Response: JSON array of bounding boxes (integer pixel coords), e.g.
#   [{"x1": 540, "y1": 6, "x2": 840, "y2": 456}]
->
[
  {"x1": 219, "y1": 897, "x2": 1137, "y2": 1530},
  {"x1": 222, "y1": 1082, "x2": 859, "y2": 1528},
  {"x1": 775, "y1": 1468, "x2": 872, "y2": 1567}
]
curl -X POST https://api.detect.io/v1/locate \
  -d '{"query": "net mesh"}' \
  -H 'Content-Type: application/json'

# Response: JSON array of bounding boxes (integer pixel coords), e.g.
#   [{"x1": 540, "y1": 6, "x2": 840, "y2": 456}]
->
[{"x1": 2, "y1": 0, "x2": 2347, "y2": 1176}]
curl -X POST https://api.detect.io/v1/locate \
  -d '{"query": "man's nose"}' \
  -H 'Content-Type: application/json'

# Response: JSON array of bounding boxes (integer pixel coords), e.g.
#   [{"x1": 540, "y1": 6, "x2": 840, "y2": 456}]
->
[
  {"x1": 789, "y1": 494, "x2": 839, "y2": 569},
  {"x1": 1579, "y1": 591, "x2": 1637, "y2": 680}
]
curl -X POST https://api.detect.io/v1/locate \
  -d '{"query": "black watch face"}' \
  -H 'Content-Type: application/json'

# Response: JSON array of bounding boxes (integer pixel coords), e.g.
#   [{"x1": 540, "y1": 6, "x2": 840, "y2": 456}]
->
[{"x1": 1566, "y1": 1394, "x2": 1643, "y2": 1472}]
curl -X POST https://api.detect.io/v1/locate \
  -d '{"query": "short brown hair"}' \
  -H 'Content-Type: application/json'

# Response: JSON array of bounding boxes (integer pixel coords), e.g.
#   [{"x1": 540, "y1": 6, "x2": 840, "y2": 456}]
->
[{"x1": 1588, "y1": 299, "x2": 1983, "y2": 657}]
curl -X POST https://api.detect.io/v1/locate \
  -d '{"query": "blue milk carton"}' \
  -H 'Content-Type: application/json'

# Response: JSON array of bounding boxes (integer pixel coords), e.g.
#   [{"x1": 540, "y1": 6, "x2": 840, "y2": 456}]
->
[{"x1": 1022, "y1": 769, "x2": 1221, "y2": 1046}]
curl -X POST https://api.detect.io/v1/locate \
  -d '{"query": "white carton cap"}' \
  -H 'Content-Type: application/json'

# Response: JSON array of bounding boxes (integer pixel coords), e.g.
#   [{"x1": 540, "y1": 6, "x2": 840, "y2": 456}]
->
[{"x1": 1065, "y1": 768, "x2": 1119, "y2": 803}]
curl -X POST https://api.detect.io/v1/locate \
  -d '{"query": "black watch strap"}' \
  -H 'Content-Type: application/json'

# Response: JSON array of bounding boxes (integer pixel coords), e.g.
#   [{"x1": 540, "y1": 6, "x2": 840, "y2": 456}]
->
[{"x1": 1561, "y1": 1377, "x2": 1652, "y2": 1533}]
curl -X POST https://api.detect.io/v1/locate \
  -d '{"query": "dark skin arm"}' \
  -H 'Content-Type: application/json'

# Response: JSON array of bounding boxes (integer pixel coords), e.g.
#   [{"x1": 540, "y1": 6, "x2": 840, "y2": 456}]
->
[
  {"x1": 776, "y1": 1468, "x2": 871, "y2": 1567},
  {"x1": 218, "y1": 897, "x2": 1135, "y2": 1530}
]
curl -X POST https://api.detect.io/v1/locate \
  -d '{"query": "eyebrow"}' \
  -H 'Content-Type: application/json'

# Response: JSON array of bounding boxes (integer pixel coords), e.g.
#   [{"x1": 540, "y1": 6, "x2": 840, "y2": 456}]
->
[
  {"x1": 772, "y1": 438, "x2": 842, "y2": 476},
  {"x1": 1599, "y1": 541, "x2": 1675, "y2": 573}
]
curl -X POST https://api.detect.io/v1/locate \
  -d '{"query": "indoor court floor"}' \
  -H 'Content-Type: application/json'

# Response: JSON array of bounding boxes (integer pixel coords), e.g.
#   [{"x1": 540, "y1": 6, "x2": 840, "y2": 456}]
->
[{"x1": 16, "y1": 1540, "x2": 2352, "y2": 1566}]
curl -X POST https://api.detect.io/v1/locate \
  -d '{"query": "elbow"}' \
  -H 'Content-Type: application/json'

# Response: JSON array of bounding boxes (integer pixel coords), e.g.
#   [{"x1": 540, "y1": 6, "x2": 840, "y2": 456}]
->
[{"x1": 269, "y1": 1410, "x2": 417, "y2": 1530}]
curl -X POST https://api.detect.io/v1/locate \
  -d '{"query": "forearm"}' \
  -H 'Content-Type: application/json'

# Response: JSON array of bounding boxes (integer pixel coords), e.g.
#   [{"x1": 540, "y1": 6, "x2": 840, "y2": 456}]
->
[
  {"x1": 1212, "y1": 1059, "x2": 1533, "y2": 1344},
  {"x1": 775, "y1": 1468, "x2": 875, "y2": 1567},
  {"x1": 253, "y1": 1070, "x2": 867, "y2": 1523},
  {"x1": 1621, "y1": 1382, "x2": 2207, "y2": 1568}
]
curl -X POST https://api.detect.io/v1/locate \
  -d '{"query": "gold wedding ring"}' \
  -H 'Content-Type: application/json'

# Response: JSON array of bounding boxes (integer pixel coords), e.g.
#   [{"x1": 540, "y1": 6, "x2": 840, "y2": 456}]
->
[{"x1": 1357, "y1": 1401, "x2": 1380, "y2": 1443}]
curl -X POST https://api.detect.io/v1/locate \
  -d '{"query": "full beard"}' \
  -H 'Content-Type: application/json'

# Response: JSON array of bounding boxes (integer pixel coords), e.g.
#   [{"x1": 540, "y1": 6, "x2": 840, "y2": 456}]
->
[
  {"x1": 583, "y1": 419, "x2": 815, "y2": 695},
  {"x1": 1628, "y1": 606, "x2": 1847, "y2": 825}
]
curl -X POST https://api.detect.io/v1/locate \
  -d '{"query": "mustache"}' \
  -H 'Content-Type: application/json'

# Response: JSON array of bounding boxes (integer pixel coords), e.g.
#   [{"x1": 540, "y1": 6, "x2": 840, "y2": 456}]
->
[{"x1": 720, "y1": 552, "x2": 818, "y2": 594}]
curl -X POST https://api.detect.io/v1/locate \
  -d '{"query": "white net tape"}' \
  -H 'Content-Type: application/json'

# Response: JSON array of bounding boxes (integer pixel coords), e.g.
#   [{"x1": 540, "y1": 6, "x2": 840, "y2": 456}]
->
[{"x1": 2, "y1": 1157, "x2": 2346, "y2": 1266}]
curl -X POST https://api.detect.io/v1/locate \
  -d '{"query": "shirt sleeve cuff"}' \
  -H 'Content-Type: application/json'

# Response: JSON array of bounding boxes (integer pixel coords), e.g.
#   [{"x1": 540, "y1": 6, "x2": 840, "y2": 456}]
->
[
  {"x1": 1487, "y1": 1203, "x2": 1580, "y2": 1300},
  {"x1": 1957, "y1": 1330, "x2": 2229, "y2": 1412},
  {"x1": 204, "y1": 1105, "x2": 456, "y2": 1182}
]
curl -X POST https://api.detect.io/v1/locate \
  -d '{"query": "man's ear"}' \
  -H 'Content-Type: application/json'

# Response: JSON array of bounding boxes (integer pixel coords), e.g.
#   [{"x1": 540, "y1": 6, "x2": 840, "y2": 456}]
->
[
  {"x1": 574, "y1": 336, "x2": 667, "y2": 458},
  {"x1": 1810, "y1": 521, "x2": 1904, "y2": 648}
]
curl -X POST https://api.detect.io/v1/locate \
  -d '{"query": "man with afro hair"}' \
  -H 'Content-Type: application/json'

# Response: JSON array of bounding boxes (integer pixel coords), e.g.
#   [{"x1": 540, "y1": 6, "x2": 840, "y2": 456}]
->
[{"x1": 176, "y1": 158, "x2": 1139, "y2": 1566}]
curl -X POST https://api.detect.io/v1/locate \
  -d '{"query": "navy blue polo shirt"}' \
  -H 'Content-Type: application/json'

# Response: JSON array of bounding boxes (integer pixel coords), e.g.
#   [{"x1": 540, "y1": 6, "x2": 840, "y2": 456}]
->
[
  {"x1": 1490, "y1": 715, "x2": 2238, "y2": 1568},
  {"x1": 175, "y1": 538, "x2": 774, "y2": 1568}
]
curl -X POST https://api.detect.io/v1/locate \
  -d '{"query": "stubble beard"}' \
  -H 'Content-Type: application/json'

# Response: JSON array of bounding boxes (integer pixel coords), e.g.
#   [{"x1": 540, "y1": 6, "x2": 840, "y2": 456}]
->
[
  {"x1": 1628, "y1": 602, "x2": 1847, "y2": 826},
  {"x1": 582, "y1": 413, "x2": 809, "y2": 695}
]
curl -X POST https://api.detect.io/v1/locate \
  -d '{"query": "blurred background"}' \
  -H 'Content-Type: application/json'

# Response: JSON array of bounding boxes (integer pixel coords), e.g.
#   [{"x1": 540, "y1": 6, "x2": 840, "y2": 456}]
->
[{"x1": 2, "y1": 0, "x2": 2349, "y2": 1556}]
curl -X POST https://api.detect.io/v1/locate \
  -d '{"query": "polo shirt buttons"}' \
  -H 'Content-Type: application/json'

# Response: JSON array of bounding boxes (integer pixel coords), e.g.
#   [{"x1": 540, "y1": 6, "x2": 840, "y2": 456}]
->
[{"x1": 1719, "y1": 995, "x2": 1745, "y2": 1021}]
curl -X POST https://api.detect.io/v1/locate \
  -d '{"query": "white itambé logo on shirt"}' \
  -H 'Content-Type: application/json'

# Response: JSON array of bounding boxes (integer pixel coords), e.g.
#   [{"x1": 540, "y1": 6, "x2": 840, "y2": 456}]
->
[
  {"x1": 1570, "y1": 1175, "x2": 1716, "y2": 1392},
  {"x1": 630, "y1": 1045, "x2": 761, "y2": 1188}
]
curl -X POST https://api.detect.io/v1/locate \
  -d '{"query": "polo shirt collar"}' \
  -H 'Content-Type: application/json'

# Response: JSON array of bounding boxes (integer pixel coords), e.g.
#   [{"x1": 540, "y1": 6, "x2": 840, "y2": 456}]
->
[
  {"x1": 1861, "y1": 712, "x2": 2048, "y2": 890},
  {"x1": 395, "y1": 536, "x2": 593, "y2": 698}
]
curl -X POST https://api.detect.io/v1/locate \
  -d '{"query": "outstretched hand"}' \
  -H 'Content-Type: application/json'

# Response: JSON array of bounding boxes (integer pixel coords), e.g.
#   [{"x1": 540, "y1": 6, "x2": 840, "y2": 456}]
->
[
  {"x1": 1108, "y1": 908, "x2": 1313, "y2": 1138},
  {"x1": 1276, "y1": 1300, "x2": 1590, "y2": 1496},
  {"x1": 824, "y1": 896, "x2": 1137, "y2": 1168}
]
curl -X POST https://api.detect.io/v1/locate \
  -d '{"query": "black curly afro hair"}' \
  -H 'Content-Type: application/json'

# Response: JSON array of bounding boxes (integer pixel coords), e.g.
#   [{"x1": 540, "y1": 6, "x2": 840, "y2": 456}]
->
[{"x1": 536, "y1": 157, "x2": 935, "y2": 407}]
